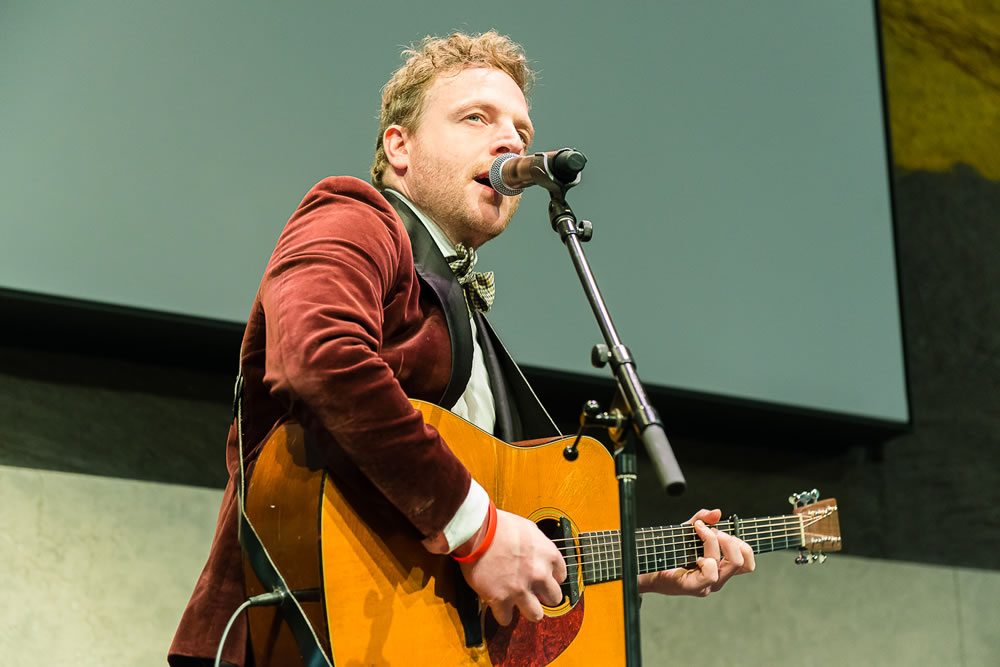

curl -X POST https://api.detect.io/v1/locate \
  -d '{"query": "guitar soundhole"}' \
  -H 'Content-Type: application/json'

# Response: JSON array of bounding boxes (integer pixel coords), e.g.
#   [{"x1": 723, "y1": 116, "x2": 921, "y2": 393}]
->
[{"x1": 535, "y1": 517, "x2": 579, "y2": 611}]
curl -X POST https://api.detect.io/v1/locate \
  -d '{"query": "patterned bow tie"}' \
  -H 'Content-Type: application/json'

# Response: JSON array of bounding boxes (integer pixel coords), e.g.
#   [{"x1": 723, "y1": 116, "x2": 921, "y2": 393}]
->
[{"x1": 445, "y1": 243, "x2": 495, "y2": 313}]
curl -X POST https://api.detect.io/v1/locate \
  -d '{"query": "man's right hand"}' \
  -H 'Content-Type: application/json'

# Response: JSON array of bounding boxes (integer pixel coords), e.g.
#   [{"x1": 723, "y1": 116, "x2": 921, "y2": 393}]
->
[{"x1": 457, "y1": 509, "x2": 567, "y2": 625}]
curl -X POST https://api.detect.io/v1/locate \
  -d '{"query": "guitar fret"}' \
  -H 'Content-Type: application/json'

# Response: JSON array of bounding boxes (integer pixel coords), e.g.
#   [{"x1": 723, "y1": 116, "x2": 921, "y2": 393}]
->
[
  {"x1": 665, "y1": 527, "x2": 673, "y2": 571},
  {"x1": 590, "y1": 532, "x2": 599, "y2": 584},
  {"x1": 660, "y1": 527, "x2": 669, "y2": 571},
  {"x1": 597, "y1": 531, "x2": 608, "y2": 581},
  {"x1": 637, "y1": 529, "x2": 646, "y2": 575},
  {"x1": 580, "y1": 533, "x2": 592, "y2": 584},
  {"x1": 650, "y1": 529, "x2": 657, "y2": 574},
  {"x1": 661, "y1": 527, "x2": 671, "y2": 571},
  {"x1": 614, "y1": 531, "x2": 620, "y2": 581},
  {"x1": 597, "y1": 531, "x2": 605, "y2": 581},
  {"x1": 644, "y1": 529, "x2": 653, "y2": 574},
  {"x1": 605, "y1": 532, "x2": 612, "y2": 581},
  {"x1": 575, "y1": 508, "x2": 834, "y2": 588},
  {"x1": 609, "y1": 531, "x2": 618, "y2": 582},
  {"x1": 597, "y1": 532, "x2": 605, "y2": 583},
  {"x1": 595, "y1": 532, "x2": 603, "y2": 583}
]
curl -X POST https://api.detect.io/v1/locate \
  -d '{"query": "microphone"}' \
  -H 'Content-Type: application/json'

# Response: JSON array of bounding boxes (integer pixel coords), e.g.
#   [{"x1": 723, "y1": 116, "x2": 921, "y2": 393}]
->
[{"x1": 489, "y1": 148, "x2": 587, "y2": 196}]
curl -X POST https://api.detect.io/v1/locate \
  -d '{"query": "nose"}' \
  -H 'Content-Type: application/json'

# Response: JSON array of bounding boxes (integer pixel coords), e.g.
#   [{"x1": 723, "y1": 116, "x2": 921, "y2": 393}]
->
[{"x1": 490, "y1": 121, "x2": 525, "y2": 156}]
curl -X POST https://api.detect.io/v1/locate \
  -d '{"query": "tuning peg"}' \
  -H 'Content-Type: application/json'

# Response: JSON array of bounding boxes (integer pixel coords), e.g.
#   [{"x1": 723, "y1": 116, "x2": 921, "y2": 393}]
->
[
  {"x1": 789, "y1": 488, "x2": 822, "y2": 508},
  {"x1": 795, "y1": 550, "x2": 810, "y2": 565}
]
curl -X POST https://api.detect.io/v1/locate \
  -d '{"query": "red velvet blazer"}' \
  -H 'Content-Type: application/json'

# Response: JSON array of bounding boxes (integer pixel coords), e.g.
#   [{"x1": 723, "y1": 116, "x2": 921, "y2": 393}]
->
[
  {"x1": 170, "y1": 177, "x2": 477, "y2": 665},
  {"x1": 169, "y1": 177, "x2": 559, "y2": 666}
]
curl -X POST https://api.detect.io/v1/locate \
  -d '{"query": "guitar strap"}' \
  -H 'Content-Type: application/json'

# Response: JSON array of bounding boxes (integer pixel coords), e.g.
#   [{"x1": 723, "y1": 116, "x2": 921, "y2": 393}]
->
[{"x1": 233, "y1": 368, "x2": 333, "y2": 667}]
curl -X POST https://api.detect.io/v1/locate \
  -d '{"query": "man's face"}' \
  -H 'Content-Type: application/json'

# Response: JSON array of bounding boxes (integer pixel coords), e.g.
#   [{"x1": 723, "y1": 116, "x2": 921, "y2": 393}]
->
[{"x1": 388, "y1": 67, "x2": 534, "y2": 249}]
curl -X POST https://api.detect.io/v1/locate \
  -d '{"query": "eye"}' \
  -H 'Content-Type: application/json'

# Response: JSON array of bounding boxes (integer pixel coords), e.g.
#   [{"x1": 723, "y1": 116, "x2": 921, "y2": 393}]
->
[{"x1": 465, "y1": 113, "x2": 484, "y2": 123}]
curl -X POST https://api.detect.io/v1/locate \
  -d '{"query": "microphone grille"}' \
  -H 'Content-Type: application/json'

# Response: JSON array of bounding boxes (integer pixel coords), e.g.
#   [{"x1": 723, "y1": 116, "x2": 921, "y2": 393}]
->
[{"x1": 489, "y1": 153, "x2": 524, "y2": 196}]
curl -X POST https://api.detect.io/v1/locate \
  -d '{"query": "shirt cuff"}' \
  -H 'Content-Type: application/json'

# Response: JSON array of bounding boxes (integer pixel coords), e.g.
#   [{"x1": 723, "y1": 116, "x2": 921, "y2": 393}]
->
[{"x1": 421, "y1": 480, "x2": 490, "y2": 554}]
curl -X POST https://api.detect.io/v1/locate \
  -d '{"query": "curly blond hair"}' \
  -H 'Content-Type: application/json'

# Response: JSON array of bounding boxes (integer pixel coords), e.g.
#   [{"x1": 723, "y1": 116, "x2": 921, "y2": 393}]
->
[{"x1": 371, "y1": 31, "x2": 535, "y2": 188}]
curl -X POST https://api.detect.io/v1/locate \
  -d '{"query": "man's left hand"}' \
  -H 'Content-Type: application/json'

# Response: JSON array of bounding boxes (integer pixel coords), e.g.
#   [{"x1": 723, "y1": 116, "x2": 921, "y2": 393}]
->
[{"x1": 637, "y1": 508, "x2": 755, "y2": 597}]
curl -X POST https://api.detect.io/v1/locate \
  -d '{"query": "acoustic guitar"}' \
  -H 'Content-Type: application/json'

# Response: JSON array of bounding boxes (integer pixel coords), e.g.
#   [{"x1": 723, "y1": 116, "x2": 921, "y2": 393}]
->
[{"x1": 244, "y1": 400, "x2": 841, "y2": 666}]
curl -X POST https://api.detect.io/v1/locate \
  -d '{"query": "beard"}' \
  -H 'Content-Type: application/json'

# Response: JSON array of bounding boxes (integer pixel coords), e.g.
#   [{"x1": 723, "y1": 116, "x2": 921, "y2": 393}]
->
[{"x1": 404, "y1": 147, "x2": 520, "y2": 249}]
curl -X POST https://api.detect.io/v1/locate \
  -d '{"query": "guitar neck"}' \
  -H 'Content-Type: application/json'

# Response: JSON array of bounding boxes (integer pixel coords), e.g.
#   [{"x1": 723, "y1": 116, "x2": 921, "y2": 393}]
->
[{"x1": 575, "y1": 515, "x2": 804, "y2": 585}]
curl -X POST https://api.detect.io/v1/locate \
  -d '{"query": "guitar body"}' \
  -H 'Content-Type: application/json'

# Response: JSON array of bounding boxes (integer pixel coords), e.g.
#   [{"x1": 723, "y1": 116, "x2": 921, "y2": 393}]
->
[{"x1": 245, "y1": 401, "x2": 625, "y2": 667}]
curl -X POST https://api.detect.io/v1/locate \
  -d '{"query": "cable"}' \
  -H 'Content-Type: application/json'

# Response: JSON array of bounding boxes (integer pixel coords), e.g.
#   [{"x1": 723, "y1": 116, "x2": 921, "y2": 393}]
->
[{"x1": 214, "y1": 591, "x2": 287, "y2": 667}]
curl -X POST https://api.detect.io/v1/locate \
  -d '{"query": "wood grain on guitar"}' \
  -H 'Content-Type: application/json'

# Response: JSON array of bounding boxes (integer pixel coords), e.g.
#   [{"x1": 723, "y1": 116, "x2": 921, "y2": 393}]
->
[{"x1": 243, "y1": 401, "x2": 842, "y2": 666}]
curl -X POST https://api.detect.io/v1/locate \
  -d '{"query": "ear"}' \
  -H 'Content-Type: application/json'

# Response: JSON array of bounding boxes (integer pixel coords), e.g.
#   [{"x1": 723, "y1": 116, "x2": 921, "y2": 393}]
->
[{"x1": 382, "y1": 125, "x2": 411, "y2": 173}]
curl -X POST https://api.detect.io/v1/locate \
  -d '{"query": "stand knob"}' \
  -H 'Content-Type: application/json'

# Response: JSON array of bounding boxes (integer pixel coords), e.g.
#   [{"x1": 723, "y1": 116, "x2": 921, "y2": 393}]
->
[{"x1": 591, "y1": 344, "x2": 610, "y2": 368}]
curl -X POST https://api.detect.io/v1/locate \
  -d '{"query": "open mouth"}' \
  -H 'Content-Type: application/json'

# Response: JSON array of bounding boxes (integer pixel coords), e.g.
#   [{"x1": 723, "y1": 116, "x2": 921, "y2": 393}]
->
[{"x1": 474, "y1": 174, "x2": 493, "y2": 189}]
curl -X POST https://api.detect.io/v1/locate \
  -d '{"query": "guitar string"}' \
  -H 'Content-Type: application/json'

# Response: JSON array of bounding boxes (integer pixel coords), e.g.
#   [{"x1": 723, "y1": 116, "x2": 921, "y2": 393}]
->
[
  {"x1": 548, "y1": 519, "x2": 808, "y2": 548},
  {"x1": 552, "y1": 524, "x2": 807, "y2": 552},
  {"x1": 553, "y1": 526, "x2": 816, "y2": 569},
  {"x1": 546, "y1": 512, "x2": 832, "y2": 548},
  {"x1": 539, "y1": 515, "x2": 835, "y2": 575},
  {"x1": 555, "y1": 527, "x2": 811, "y2": 557},
  {"x1": 569, "y1": 533, "x2": 802, "y2": 567},
  {"x1": 557, "y1": 529, "x2": 807, "y2": 575},
  {"x1": 563, "y1": 530, "x2": 839, "y2": 574},
  {"x1": 558, "y1": 529, "x2": 803, "y2": 561}
]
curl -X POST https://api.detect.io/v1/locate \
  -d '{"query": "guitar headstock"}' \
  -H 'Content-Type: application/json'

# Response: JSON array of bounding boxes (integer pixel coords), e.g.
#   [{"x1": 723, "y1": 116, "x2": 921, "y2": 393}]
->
[{"x1": 789, "y1": 489, "x2": 841, "y2": 563}]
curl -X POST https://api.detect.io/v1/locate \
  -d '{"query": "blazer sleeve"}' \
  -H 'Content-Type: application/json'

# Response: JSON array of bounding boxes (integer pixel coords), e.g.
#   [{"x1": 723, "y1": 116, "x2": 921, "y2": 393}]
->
[{"x1": 258, "y1": 177, "x2": 472, "y2": 540}]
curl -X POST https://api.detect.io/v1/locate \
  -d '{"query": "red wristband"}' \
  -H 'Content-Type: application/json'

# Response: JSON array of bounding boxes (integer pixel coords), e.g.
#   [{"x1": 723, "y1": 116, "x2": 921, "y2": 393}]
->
[{"x1": 452, "y1": 500, "x2": 497, "y2": 564}]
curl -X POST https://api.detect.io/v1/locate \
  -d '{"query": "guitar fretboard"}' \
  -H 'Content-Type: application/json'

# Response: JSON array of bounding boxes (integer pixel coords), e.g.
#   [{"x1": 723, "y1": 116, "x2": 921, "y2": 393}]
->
[{"x1": 573, "y1": 516, "x2": 805, "y2": 585}]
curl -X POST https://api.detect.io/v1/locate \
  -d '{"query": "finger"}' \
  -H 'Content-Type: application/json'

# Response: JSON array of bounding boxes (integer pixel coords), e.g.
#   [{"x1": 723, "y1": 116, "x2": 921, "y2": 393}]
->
[
  {"x1": 693, "y1": 557, "x2": 718, "y2": 596},
  {"x1": 491, "y1": 599, "x2": 514, "y2": 627},
  {"x1": 717, "y1": 530, "x2": 745, "y2": 571},
  {"x1": 741, "y1": 541, "x2": 757, "y2": 573},
  {"x1": 695, "y1": 520, "x2": 721, "y2": 562},
  {"x1": 550, "y1": 550, "x2": 568, "y2": 583},
  {"x1": 517, "y1": 593, "x2": 545, "y2": 623},
  {"x1": 670, "y1": 557, "x2": 718, "y2": 594},
  {"x1": 536, "y1": 575, "x2": 564, "y2": 607},
  {"x1": 711, "y1": 531, "x2": 741, "y2": 591},
  {"x1": 686, "y1": 508, "x2": 722, "y2": 526},
  {"x1": 714, "y1": 536, "x2": 757, "y2": 592}
]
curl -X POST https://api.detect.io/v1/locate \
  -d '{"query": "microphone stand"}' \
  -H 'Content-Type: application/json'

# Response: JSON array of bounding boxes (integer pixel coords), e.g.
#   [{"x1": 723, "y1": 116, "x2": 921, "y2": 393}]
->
[{"x1": 526, "y1": 150, "x2": 686, "y2": 667}]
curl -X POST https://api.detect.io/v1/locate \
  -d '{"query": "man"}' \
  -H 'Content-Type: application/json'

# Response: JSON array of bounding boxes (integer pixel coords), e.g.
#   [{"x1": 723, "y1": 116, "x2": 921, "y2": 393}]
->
[{"x1": 169, "y1": 31, "x2": 753, "y2": 667}]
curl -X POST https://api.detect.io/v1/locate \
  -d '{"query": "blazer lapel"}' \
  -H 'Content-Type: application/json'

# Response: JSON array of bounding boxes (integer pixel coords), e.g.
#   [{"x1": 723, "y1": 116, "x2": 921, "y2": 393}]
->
[
  {"x1": 382, "y1": 189, "x2": 473, "y2": 411},
  {"x1": 381, "y1": 189, "x2": 559, "y2": 440}
]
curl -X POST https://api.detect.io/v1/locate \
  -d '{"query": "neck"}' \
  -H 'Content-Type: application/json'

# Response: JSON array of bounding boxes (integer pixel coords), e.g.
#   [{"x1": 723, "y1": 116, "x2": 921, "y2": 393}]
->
[{"x1": 568, "y1": 515, "x2": 807, "y2": 585}]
